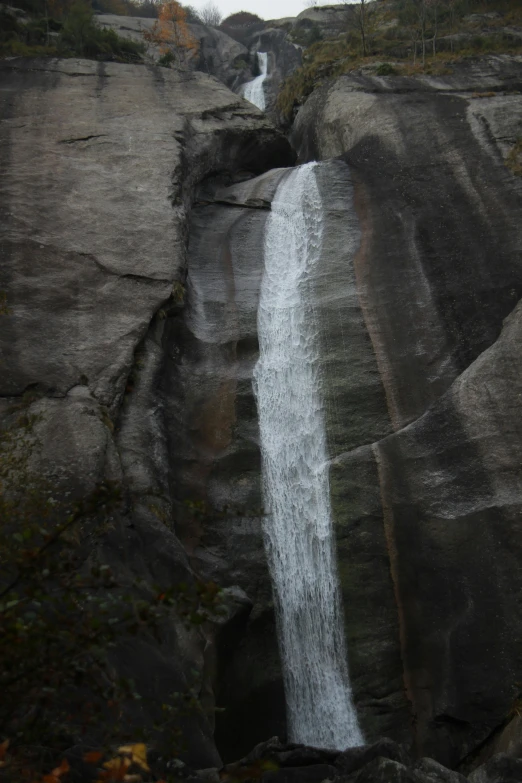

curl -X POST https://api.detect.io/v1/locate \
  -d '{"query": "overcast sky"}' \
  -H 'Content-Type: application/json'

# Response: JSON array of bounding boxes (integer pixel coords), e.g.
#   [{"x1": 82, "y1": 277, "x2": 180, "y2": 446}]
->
[{"x1": 190, "y1": 0, "x2": 340, "y2": 23}]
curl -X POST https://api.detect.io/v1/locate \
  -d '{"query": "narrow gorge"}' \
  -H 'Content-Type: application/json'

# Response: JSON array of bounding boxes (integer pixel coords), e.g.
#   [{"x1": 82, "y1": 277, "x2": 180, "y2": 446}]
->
[{"x1": 1, "y1": 33, "x2": 522, "y2": 783}]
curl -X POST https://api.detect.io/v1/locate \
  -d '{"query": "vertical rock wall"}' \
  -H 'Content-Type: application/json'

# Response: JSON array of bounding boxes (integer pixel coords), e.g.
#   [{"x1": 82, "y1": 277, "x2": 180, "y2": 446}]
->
[
  {"x1": 0, "y1": 57, "x2": 293, "y2": 767},
  {"x1": 293, "y1": 58, "x2": 522, "y2": 766}
]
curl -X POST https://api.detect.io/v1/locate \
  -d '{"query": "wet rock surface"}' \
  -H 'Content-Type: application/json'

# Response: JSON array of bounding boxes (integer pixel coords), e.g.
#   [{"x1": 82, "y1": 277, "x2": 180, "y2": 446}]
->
[
  {"x1": 189, "y1": 738, "x2": 498, "y2": 783},
  {"x1": 292, "y1": 55, "x2": 522, "y2": 766}
]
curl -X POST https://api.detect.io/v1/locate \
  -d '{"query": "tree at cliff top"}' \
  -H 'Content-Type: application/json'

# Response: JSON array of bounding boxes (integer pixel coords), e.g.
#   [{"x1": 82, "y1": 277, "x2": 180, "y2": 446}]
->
[
  {"x1": 143, "y1": 0, "x2": 199, "y2": 65},
  {"x1": 399, "y1": 0, "x2": 430, "y2": 65},
  {"x1": 219, "y1": 11, "x2": 264, "y2": 45},
  {"x1": 276, "y1": 0, "x2": 522, "y2": 123},
  {"x1": 343, "y1": 0, "x2": 369, "y2": 56},
  {"x1": 221, "y1": 10, "x2": 262, "y2": 24},
  {"x1": 199, "y1": 0, "x2": 222, "y2": 26}
]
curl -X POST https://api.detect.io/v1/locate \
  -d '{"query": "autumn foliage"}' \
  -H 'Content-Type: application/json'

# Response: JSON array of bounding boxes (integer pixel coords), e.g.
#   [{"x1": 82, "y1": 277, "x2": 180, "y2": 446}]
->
[{"x1": 143, "y1": 1, "x2": 199, "y2": 65}]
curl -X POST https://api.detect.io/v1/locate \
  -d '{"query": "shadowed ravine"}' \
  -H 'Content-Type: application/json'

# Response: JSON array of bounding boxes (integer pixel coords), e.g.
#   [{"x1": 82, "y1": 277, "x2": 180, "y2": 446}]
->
[{"x1": 253, "y1": 162, "x2": 364, "y2": 750}]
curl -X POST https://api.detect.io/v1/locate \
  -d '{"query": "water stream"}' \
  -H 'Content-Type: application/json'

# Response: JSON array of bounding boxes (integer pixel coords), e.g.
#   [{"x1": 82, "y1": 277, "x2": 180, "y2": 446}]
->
[
  {"x1": 242, "y1": 52, "x2": 268, "y2": 111},
  {"x1": 253, "y1": 163, "x2": 364, "y2": 750}
]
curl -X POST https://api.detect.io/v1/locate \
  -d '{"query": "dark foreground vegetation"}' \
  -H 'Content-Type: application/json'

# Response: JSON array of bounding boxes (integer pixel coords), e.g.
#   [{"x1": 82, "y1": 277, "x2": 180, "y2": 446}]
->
[{"x1": 0, "y1": 412, "x2": 222, "y2": 781}]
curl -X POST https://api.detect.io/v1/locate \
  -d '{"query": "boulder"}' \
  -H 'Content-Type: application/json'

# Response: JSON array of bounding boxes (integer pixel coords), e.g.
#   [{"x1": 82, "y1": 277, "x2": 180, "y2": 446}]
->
[
  {"x1": 411, "y1": 758, "x2": 469, "y2": 783},
  {"x1": 350, "y1": 756, "x2": 417, "y2": 783},
  {"x1": 189, "y1": 22, "x2": 250, "y2": 89},
  {"x1": 464, "y1": 714, "x2": 522, "y2": 772},
  {"x1": 336, "y1": 739, "x2": 410, "y2": 776},
  {"x1": 468, "y1": 753, "x2": 522, "y2": 783},
  {"x1": 261, "y1": 765, "x2": 337, "y2": 783}
]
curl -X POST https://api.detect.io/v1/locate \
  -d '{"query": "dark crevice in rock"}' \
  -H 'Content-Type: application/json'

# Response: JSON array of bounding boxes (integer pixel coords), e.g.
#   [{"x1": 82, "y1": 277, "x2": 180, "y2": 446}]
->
[
  {"x1": 79, "y1": 252, "x2": 173, "y2": 284},
  {"x1": 195, "y1": 198, "x2": 271, "y2": 209},
  {"x1": 434, "y1": 715, "x2": 472, "y2": 728},
  {"x1": 58, "y1": 134, "x2": 107, "y2": 144},
  {"x1": 200, "y1": 103, "x2": 244, "y2": 119}
]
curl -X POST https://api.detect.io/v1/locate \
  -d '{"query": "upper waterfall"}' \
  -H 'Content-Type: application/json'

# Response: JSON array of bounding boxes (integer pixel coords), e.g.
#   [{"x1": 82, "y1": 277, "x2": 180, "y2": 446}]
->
[
  {"x1": 253, "y1": 162, "x2": 364, "y2": 750},
  {"x1": 242, "y1": 52, "x2": 268, "y2": 112}
]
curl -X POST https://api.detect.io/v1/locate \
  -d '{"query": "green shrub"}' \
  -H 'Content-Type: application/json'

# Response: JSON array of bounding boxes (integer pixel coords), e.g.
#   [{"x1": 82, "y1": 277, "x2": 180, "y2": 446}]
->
[
  {"x1": 290, "y1": 20, "x2": 322, "y2": 47},
  {"x1": 58, "y1": 2, "x2": 145, "y2": 60},
  {"x1": 0, "y1": 3, "x2": 144, "y2": 61},
  {"x1": 158, "y1": 49, "x2": 175, "y2": 67},
  {"x1": 0, "y1": 39, "x2": 58, "y2": 56},
  {"x1": 277, "y1": 65, "x2": 318, "y2": 121},
  {"x1": 375, "y1": 62, "x2": 397, "y2": 75},
  {"x1": 0, "y1": 10, "x2": 25, "y2": 43}
]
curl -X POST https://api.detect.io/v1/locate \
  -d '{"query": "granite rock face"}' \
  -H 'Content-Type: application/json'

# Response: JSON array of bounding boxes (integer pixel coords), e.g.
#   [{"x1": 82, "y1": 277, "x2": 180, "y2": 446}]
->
[
  {"x1": 190, "y1": 22, "x2": 250, "y2": 89},
  {"x1": 0, "y1": 56, "x2": 293, "y2": 766},
  {"x1": 162, "y1": 167, "x2": 287, "y2": 758},
  {"x1": 94, "y1": 14, "x2": 250, "y2": 88},
  {"x1": 291, "y1": 56, "x2": 522, "y2": 766},
  {"x1": 2, "y1": 47, "x2": 522, "y2": 772},
  {"x1": 94, "y1": 12, "x2": 302, "y2": 123}
]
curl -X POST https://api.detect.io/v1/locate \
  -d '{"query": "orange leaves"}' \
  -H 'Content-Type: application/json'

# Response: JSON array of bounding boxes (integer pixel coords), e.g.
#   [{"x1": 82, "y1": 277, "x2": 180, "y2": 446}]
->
[
  {"x1": 97, "y1": 756, "x2": 130, "y2": 781},
  {"x1": 41, "y1": 758, "x2": 70, "y2": 783},
  {"x1": 92, "y1": 744, "x2": 150, "y2": 782},
  {"x1": 143, "y1": 1, "x2": 199, "y2": 63},
  {"x1": 0, "y1": 742, "x2": 161, "y2": 783},
  {"x1": 84, "y1": 751, "x2": 104, "y2": 764},
  {"x1": 0, "y1": 743, "x2": 70, "y2": 783},
  {"x1": 117, "y1": 744, "x2": 149, "y2": 772},
  {"x1": 0, "y1": 739, "x2": 9, "y2": 767}
]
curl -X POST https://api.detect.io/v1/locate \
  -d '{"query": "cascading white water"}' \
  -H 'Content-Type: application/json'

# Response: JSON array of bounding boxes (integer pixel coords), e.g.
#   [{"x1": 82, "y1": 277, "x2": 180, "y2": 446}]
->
[
  {"x1": 253, "y1": 163, "x2": 364, "y2": 750},
  {"x1": 242, "y1": 52, "x2": 268, "y2": 111}
]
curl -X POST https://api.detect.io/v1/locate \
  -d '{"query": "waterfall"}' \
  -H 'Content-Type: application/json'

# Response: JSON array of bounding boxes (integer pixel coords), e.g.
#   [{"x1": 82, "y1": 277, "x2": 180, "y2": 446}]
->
[
  {"x1": 253, "y1": 163, "x2": 364, "y2": 750},
  {"x1": 242, "y1": 52, "x2": 268, "y2": 111}
]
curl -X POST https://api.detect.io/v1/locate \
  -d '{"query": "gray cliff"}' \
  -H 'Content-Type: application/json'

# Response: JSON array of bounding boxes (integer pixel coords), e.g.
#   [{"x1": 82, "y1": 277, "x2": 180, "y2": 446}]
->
[
  {"x1": 0, "y1": 56, "x2": 292, "y2": 767},
  {"x1": 292, "y1": 55, "x2": 522, "y2": 766},
  {"x1": 1, "y1": 48, "x2": 522, "y2": 775}
]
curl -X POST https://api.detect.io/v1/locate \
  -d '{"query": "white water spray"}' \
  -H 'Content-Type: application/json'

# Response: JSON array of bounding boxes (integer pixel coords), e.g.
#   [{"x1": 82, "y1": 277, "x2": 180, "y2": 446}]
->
[
  {"x1": 242, "y1": 52, "x2": 268, "y2": 111},
  {"x1": 253, "y1": 163, "x2": 364, "y2": 750}
]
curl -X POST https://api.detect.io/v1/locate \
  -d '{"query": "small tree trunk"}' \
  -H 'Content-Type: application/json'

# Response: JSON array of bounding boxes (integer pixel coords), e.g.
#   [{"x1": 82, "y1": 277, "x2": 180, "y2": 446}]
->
[
  {"x1": 360, "y1": 1, "x2": 367, "y2": 56},
  {"x1": 44, "y1": 0, "x2": 50, "y2": 47}
]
